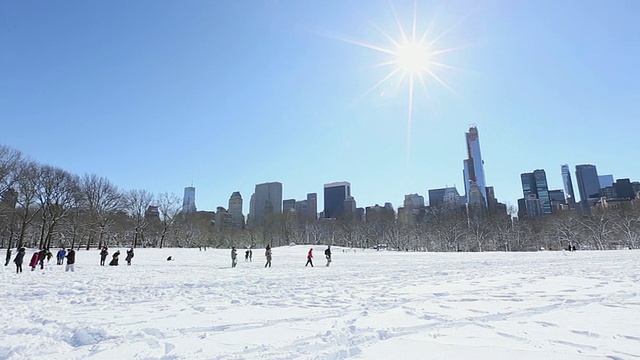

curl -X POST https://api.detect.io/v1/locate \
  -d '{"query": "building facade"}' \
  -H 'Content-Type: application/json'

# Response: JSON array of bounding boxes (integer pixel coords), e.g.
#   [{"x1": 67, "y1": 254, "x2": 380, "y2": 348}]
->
[
  {"x1": 250, "y1": 182, "x2": 283, "y2": 225},
  {"x1": 463, "y1": 125, "x2": 488, "y2": 206},
  {"x1": 323, "y1": 181, "x2": 351, "y2": 219},
  {"x1": 228, "y1": 191, "x2": 244, "y2": 228},
  {"x1": 182, "y1": 186, "x2": 197, "y2": 213},
  {"x1": 575, "y1": 164, "x2": 600, "y2": 207}
]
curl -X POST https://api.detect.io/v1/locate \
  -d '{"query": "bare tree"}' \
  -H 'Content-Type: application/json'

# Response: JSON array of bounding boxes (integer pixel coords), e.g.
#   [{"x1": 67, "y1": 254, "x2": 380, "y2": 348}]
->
[
  {"x1": 36, "y1": 166, "x2": 81, "y2": 249},
  {"x1": 156, "y1": 192, "x2": 181, "y2": 248},
  {"x1": 123, "y1": 189, "x2": 154, "y2": 248},
  {"x1": 14, "y1": 162, "x2": 42, "y2": 248},
  {"x1": 80, "y1": 174, "x2": 122, "y2": 249}
]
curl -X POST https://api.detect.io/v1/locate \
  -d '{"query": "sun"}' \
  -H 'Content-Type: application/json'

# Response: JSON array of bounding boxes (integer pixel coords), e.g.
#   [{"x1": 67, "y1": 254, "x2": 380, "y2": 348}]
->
[
  {"x1": 395, "y1": 41, "x2": 432, "y2": 76},
  {"x1": 338, "y1": 3, "x2": 462, "y2": 158}
]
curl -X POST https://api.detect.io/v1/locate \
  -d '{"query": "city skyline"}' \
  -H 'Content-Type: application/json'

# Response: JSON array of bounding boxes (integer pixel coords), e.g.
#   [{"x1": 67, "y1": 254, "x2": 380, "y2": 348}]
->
[{"x1": 1, "y1": 1, "x2": 638, "y2": 212}]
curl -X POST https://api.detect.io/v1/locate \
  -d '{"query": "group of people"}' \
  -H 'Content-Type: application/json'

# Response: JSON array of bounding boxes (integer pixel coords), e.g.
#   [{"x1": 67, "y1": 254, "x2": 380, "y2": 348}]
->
[
  {"x1": 10, "y1": 247, "x2": 76, "y2": 273},
  {"x1": 229, "y1": 245, "x2": 332, "y2": 268},
  {"x1": 99, "y1": 247, "x2": 134, "y2": 266}
]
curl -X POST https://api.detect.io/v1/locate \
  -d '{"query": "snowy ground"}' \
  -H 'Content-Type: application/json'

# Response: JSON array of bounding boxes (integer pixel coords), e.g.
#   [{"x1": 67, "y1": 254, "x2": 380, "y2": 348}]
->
[{"x1": 1, "y1": 246, "x2": 639, "y2": 360}]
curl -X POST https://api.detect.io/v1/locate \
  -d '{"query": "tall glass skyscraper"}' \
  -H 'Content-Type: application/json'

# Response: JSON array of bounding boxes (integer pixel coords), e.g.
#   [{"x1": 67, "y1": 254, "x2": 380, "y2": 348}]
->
[
  {"x1": 323, "y1": 181, "x2": 351, "y2": 219},
  {"x1": 463, "y1": 126, "x2": 487, "y2": 205},
  {"x1": 575, "y1": 164, "x2": 600, "y2": 206},
  {"x1": 182, "y1": 186, "x2": 196, "y2": 213},
  {"x1": 520, "y1": 169, "x2": 552, "y2": 216},
  {"x1": 561, "y1": 164, "x2": 576, "y2": 202}
]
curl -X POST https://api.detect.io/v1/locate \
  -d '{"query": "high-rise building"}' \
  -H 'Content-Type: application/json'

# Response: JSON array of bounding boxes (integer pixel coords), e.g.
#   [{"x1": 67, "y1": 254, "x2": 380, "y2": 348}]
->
[
  {"x1": 404, "y1": 194, "x2": 425, "y2": 209},
  {"x1": 182, "y1": 186, "x2": 196, "y2": 213},
  {"x1": 283, "y1": 199, "x2": 296, "y2": 213},
  {"x1": 228, "y1": 191, "x2": 244, "y2": 228},
  {"x1": 463, "y1": 125, "x2": 488, "y2": 206},
  {"x1": 548, "y1": 189, "x2": 566, "y2": 211},
  {"x1": 613, "y1": 179, "x2": 635, "y2": 200},
  {"x1": 250, "y1": 182, "x2": 283, "y2": 225},
  {"x1": 520, "y1": 169, "x2": 552, "y2": 216},
  {"x1": 575, "y1": 164, "x2": 600, "y2": 206},
  {"x1": 323, "y1": 181, "x2": 351, "y2": 218},
  {"x1": 306, "y1": 193, "x2": 317, "y2": 221},
  {"x1": 561, "y1": 164, "x2": 576, "y2": 202},
  {"x1": 598, "y1": 175, "x2": 614, "y2": 188},
  {"x1": 428, "y1": 187, "x2": 461, "y2": 207}
]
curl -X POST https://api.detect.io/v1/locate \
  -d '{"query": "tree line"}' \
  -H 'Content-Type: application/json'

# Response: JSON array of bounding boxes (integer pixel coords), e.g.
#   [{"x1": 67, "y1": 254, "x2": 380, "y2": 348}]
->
[{"x1": 1, "y1": 145, "x2": 638, "y2": 256}]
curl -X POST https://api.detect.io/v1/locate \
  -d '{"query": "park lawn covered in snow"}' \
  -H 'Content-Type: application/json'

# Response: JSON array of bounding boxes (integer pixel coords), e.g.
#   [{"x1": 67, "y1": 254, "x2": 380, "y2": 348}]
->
[{"x1": 1, "y1": 246, "x2": 639, "y2": 360}]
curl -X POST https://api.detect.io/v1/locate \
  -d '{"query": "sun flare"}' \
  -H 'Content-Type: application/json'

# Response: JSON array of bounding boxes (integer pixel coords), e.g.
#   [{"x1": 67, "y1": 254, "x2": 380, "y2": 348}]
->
[
  {"x1": 339, "y1": 3, "x2": 462, "y2": 158},
  {"x1": 395, "y1": 41, "x2": 432, "y2": 76}
]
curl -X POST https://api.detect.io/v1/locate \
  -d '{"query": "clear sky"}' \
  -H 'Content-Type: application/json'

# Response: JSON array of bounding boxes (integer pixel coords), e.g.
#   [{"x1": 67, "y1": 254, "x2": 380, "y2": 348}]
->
[{"x1": 1, "y1": 0, "x2": 639, "y2": 213}]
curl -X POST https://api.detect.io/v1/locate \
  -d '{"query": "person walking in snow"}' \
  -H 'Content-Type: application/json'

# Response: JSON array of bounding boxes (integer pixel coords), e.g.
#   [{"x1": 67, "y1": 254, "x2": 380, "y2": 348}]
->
[
  {"x1": 249, "y1": 248, "x2": 252, "y2": 262},
  {"x1": 29, "y1": 250, "x2": 40, "y2": 271},
  {"x1": 100, "y1": 246, "x2": 108, "y2": 266},
  {"x1": 65, "y1": 248, "x2": 76, "y2": 272},
  {"x1": 56, "y1": 248, "x2": 66, "y2": 265},
  {"x1": 264, "y1": 245, "x2": 272, "y2": 268},
  {"x1": 13, "y1": 247, "x2": 25, "y2": 273},
  {"x1": 305, "y1": 248, "x2": 314, "y2": 267},
  {"x1": 38, "y1": 248, "x2": 47, "y2": 270},
  {"x1": 125, "y1": 248, "x2": 134, "y2": 266},
  {"x1": 231, "y1": 247, "x2": 238, "y2": 268},
  {"x1": 5, "y1": 248, "x2": 12, "y2": 267},
  {"x1": 109, "y1": 250, "x2": 120, "y2": 266},
  {"x1": 245, "y1": 249, "x2": 250, "y2": 262},
  {"x1": 324, "y1": 246, "x2": 332, "y2": 267}
]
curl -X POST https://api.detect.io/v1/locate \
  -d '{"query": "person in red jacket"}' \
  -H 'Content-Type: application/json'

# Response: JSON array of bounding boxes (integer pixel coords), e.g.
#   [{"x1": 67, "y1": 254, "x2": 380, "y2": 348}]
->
[
  {"x1": 305, "y1": 248, "x2": 314, "y2": 267},
  {"x1": 29, "y1": 251, "x2": 40, "y2": 271}
]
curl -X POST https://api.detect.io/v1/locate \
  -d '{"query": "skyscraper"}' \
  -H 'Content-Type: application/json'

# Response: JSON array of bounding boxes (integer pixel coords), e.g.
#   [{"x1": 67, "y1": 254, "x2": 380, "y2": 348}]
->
[
  {"x1": 561, "y1": 164, "x2": 576, "y2": 202},
  {"x1": 306, "y1": 193, "x2": 317, "y2": 221},
  {"x1": 575, "y1": 164, "x2": 600, "y2": 206},
  {"x1": 250, "y1": 182, "x2": 282, "y2": 225},
  {"x1": 228, "y1": 191, "x2": 244, "y2": 228},
  {"x1": 182, "y1": 186, "x2": 196, "y2": 213},
  {"x1": 323, "y1": 181, "x2": 351, "y2": 219},
  {"x1": 463, "y1": 126, "x2": 487, "y2": 206},
  {"x1": 520, "y1": 169, "x2": 552, "y2": 216}
]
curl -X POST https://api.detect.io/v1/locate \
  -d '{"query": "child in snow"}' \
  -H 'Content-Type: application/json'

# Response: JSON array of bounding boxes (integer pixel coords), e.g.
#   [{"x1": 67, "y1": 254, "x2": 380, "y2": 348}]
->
[
  {"x1": 29, "y1": 251, "x2": 40, "y2": 271},
  {"x1": 109, "y1": 250, "x2": 120, "y2": 266}
]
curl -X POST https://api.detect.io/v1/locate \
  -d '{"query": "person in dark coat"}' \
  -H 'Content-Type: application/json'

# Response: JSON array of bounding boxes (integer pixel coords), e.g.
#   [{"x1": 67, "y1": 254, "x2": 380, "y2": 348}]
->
[
  {"x1": 324, "y1": 246, "x2": 332, "y2": 267},
  {"x1": 245, "y1": 249, "x2": 250, "y2": 262},
  {"x1": 65, "y1": 248, "x2": 76, "y2": 272},
  {"x1": 305, "y1": 248, "x2": 314, "y2": 267},
  {"x1": 5, "y1": 248, "x2": 12, "y2": 267},
  {"x1": 109, "y1": 250, "x2": 120, "y2": 266},
  {"x1": 264, "y1": 245, "x2": 272, "y2": 268},
  {"x1": 231, "y1": 247, "x2": 238, "y2": 268},
  {"x1": 125, "y1": 248, "x2": 134, "y2": 266},
  {"x1": 38, "y1": 248, "x2": 47, "y2": 270},
  {"x1": 29, "y1": 251, "x2": 40, "y2": 271},
  {"x1": 100, "y1": 247, "x2": 108, "y2": 266},
  {"x1": 46, "y1": 249, "x2": 53, "y2": 262},
  {"x1": 13, "y1": 247, "x2": 25, "y2": 273}
]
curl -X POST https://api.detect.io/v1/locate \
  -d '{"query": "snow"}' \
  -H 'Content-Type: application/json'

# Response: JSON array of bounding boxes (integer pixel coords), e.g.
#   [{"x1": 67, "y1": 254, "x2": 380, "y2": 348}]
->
[{"x1": 1, "y1": 247, "x2": 639, "y2": 359}]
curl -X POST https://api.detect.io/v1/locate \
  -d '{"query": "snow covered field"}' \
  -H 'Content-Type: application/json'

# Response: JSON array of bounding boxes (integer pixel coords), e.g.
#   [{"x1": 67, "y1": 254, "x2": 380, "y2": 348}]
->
[{"x1": 1, "y1": 246, "x2": 639, "y2": 360}]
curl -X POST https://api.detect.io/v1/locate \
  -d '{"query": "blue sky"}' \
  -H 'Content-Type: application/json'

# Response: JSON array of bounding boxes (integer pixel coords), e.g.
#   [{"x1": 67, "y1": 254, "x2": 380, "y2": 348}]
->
[{"x1": 1, "y1": 0, "x2": 639, "y2": 213}]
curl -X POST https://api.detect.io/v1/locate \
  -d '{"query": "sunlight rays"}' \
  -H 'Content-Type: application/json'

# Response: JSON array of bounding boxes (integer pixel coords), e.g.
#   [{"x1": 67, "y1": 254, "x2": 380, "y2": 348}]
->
[{"x1": 338, "y1": 2, "x2": 462, "y2": 159}]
